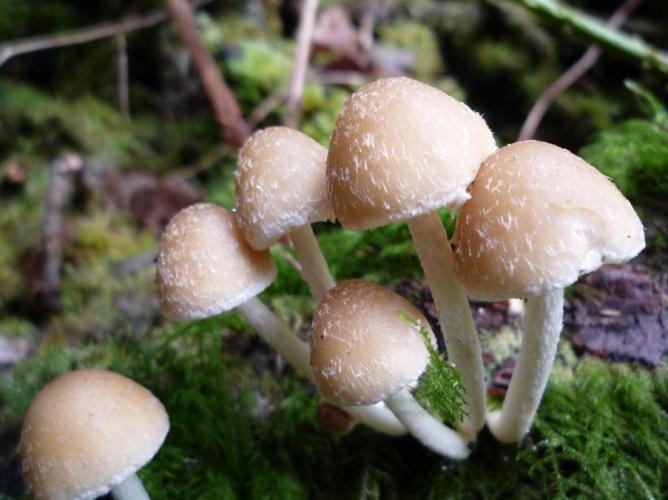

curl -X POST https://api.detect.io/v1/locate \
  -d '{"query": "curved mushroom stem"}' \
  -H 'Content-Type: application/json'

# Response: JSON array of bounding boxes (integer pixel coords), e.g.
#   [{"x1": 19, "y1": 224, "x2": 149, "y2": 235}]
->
[
  {"x1": 344, "y1": 403, "x2": 408, "y2": 436},
  {"x1": 111, "y1": 473, "x2": 150, "y2": 500},
  {"x1": 385, "y1": 387, "x2": 471, "y2": 459},
  {"x1": 289, "y1": 224, "x2": 336, "y2": 301},
  {"x1": 235, "y1": 297, "x2": 407, "y2": 435},
  {"x1": 407, "y1": 212, "x2": 486, "y2": 435},
  {"x1": 487, "y1": 288, "x2": 564, "y2": 443},
  {"x1": 237, "y1": 296, "x2": 313, "y2": 378}
]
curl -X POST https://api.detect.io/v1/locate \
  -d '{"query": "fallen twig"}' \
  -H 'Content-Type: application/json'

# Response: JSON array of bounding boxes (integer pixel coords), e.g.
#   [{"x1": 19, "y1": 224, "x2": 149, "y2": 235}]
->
[
  {"x1": 248, "y1": 90, "x2": 287, "y2": 129},
  {"x1": 165, "y1": 0, "x2": 251, "y2": 149},
  {"x1": 518, "y1": 0, "x2": 642, "y2": 140},
  {"x1": 284, "y1": 0, "x2": 320, "y2": 129},
  {"x1": 0, "y1": 7, "x2": 170, "y2": 68}
]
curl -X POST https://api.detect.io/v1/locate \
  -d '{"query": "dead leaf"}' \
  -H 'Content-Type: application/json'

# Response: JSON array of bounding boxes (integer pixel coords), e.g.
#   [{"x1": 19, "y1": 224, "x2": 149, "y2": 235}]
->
[
  {"x1": 316, "y1": 401, "x2": 356, "y2": 436},
  {"x1": 312, "y1": 6, "x2": 361, "y2": 63},
  {"x1": 104, "y1": 173, "x2": 201, "y2": 234}
]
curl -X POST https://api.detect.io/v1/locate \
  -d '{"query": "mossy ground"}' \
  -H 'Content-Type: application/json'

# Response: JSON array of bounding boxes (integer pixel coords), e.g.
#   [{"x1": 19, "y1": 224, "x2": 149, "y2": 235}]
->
[{"x1": 2, "y1": 321, "x2": 667, "y2": 499}]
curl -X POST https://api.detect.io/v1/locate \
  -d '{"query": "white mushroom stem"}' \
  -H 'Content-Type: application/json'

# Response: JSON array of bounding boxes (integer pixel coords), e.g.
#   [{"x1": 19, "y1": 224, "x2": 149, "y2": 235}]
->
[
  {"x1": 407, "y1": 212, "x2": 486, "y2": 435},
  {"x1": 235, "y1": 296, "x2": 407, "y2": 436},
  {"x1": 111, "y1": 473, "x2": 150, "y2": 500},
  {"x1": 344, "y1": 403, "x2": 409, "y2": 436},
  {"x1": 237, "y1": 296, "x2": 313, "y2": 378},
  {"x1": 289, "y1": 224, "x2": 336, "y2": 301},
  {"x1": 385, "y1": 387, "x2": 470, "y2": 459},
  {"x1": 487, "y1": 288, "x2": 564, "y2": 443}
]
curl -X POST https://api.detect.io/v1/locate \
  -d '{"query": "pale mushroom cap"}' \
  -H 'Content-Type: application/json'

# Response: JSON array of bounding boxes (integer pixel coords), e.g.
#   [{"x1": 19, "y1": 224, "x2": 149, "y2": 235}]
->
[
  {"x1": 20, "y1": 369, "x2": 169, "y2": 500},
  {"x1": 327, "y1": 76, "x2": 496, "y2": 230},
  {"x1": 156, "y1": 203, "x2": 276, "y2": 320},
  {"x1": 310, "y1": 280, "x2": 433, "y2": 406},
  {"x1": 235, "y1": 127, "x2": 331, "y2": 249},
  {"x1": 453, "y1": 140, "x2": 645, "y2": 300}
]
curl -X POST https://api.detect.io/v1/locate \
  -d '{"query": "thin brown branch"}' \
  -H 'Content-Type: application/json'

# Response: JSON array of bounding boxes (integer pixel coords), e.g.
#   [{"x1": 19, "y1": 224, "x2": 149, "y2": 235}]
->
[
  {"x1": 165, "y1": 0, "x2": 251, "y2": 149},
  {"x1": 284, "y1": 0, "x2": 320, "y2": 129},
  {"x1": 317, "y1": 70, "x2": 369, "y2": 87},
  {"x1": 248, "y1": 90, "x2": 287, "y2": 129},
  {"x1": 170, "y1": 144, "x2": 231, "y2": 180},
  {"x1": 518, "y1": 0, "x2": 642, "y2": 141},
  {"x1": 0, "y1": 9, "x2": 169, "y2": 68}
]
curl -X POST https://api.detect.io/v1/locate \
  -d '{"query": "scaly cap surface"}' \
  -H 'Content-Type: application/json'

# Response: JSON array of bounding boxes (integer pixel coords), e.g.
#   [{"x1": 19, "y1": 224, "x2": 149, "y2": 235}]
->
[
  {"x1": 156, "y1": 203, "x2": 276, "y2": 319},
  {"x1": 235, "y1": 127, "x2": 331, "y2": 249},
  {"x1": 21, "y1": 369, "x2": 169, "y2": 500},
  {"x1": 310, "y1": 280, "x2": 432, "y2": 406},
  {"x1": 327, "y1": 77, "x2": 496, "y2": 230},
  {"x1": 453, "y1": 140, "x2": 645, "y2": 300}
]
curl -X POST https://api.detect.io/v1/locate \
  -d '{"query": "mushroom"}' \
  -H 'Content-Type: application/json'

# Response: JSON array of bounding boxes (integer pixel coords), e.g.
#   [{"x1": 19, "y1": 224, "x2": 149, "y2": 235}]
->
[
  {"x1": 20, "y1": 368, "x2": 169, "y2": 500},
  {"x1": 311, "y1": 280, "x2": 471, "y2": 459},
  {"x1": 156, "y1": 202, "x2": 406, "y2": 435},
  {"x1": 327, "y1": 76, "x2": 496, "y2": 434},
  {"x1": 156, "y1": 202, "x2": 310, "y2": 375},
  {"x1": 235, "y1": 127, "x2": 335, "y2": 300},
  {"x1": 453, "y1": 140, "x2": 645, "y2": 443}
]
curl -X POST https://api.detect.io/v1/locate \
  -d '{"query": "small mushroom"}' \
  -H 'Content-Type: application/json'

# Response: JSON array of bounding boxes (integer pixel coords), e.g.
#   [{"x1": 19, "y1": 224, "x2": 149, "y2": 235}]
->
[
  {"x1": 156, "y1": 203, "x2": 406, "y2": 435},
  {"x1": 311, "y1": 280, "x2": 471, "y2": 459},
  {"x1": 327, "y1": 76, "x2": 496, "y2": 434},
  {"x1": 453, "y1": 140, "x2": 645, "y2": 443},
  {"x1": 235, "y1": 127, "x2": 335, "y2": 300},
  {"x1": 157, "y1": 202, "x2": 310, "y2": 375},
  {"x1": 20, "y1": 368, "x2": 169, "y2": 500}
]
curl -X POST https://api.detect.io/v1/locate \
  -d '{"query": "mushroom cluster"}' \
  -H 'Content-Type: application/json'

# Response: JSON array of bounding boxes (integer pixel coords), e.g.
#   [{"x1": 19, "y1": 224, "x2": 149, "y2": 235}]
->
[{"x1": 17, "y1": 76, "x2": 644, "y2": 498}]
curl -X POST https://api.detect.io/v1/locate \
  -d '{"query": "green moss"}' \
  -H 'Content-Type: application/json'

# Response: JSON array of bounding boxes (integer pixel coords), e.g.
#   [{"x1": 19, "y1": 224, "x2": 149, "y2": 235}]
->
[
  {"x1": 68, "y1": 211, "x2": 154, "y2": 264},
  {"x1": 556, "y1": 91, "x2": 621, "y2": 130},
  {"x1": 317, "y1": 208, "x2": 455, "y2": 285},
  {"x1": 301, "y1": 84, "x2": 351, "y2": 145},
  {"x1": 426, "y1": 359, "x2": 668, "y2": 499},
  {"x1": 476, "y1": 40, "x2": 529, "y2": 77},
  {"x1": 0, "y1": 318, "x2": 37, "y2": 338},
  {"x1": 378, "y1": 20, "x2": 444, "y2": 80},
  {"x1": 3, "y1": 318, "x2": 668, "y2": 499},
  {"x1": 0, "y1": 81, "x2": 149, "y2": 163},
  {"x1": 0, "y1": 157, "x2": 48, "y2": 307},
  {"x1": 579, "y1": 85, "x2": 668, "y2": 206},
  {"x1": 410, "y1": 314, "x2": 468, "y2": 426},
  {"x1": 225, "y1": 39, "x2": 293, "y2": 106}
]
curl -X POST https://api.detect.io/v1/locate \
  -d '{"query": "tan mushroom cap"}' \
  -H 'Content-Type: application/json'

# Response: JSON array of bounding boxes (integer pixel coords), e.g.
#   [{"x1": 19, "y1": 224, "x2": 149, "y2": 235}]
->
[
  {"x1": 453, "y1": 140, "x2": 645, "y2": 301},
  {"x1": 20, "y1": 369, "x2": 169, "y2": 500},
  {"x1": 235, "y1": 127, "x2": 331, "y2": 249},
  {"x1": 310, "y1": 280, "x2": 433, "y2": 406},
  {"x1": 156, "y1": 203, "x2": 276, "y2": 320},
  {"x1": 327, "y1": 76, "x2": 496, "y2": 230}
]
